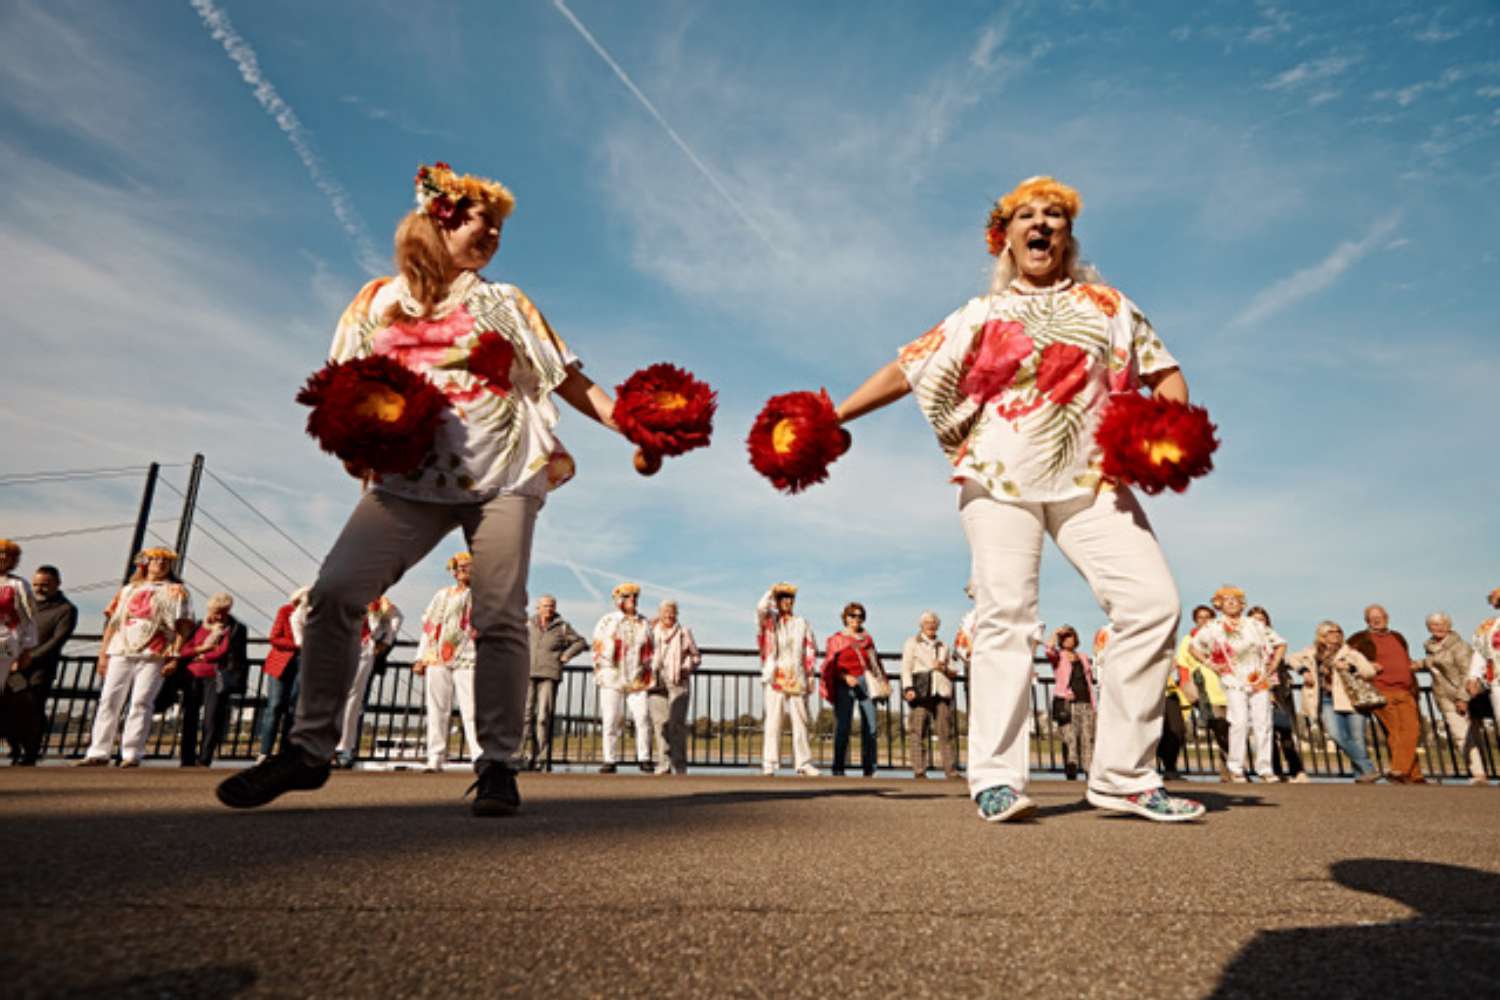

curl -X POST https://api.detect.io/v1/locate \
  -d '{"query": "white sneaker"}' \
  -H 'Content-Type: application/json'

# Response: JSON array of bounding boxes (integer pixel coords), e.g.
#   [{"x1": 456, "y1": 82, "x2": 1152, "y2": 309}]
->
[
  {"x1": 1262, "y1": 774, "x2": 1282, "y2": 783},
  {"x1": 1469, "y1": 776, "x2": 1489, "y2": 786},
  {"x1": 1230, "y1": 774, "x2": 1249, "y2": 784},
  {"x1": 1290, "y1": 772, "x2": 1311, "y2": 784},
  {"x1": 254, "y1": 754, "x2": 268, "y2": 765},
  {"x1": 762, "y1": 767, "x2": 777, "y2": 776},
  {"x1": 796, "y1": 764, "x2": 821, "y2": 777}
]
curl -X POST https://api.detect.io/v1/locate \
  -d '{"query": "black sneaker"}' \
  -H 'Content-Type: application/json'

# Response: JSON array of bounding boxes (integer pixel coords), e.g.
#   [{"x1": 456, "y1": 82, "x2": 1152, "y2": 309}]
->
[
  {"x1": 598, "y1": 763, "x2": 617, "y2": 774},
  {"x1": 467, "y1": 763, "x2": 521, "y2": 817},
  {"x1": 215, "y1": 749, "x2": 331, "y2": 809}
]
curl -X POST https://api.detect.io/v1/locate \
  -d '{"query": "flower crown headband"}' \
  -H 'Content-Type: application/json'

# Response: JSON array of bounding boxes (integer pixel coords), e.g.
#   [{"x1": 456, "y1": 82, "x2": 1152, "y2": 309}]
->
[
  {"x1": 136, "y1": 547, "x2": 178, "y2": 563},
  {"x1": 1489, "y1": 587, "x2": 1500, "y2": 607},
  {"x1": 612, "y1": 582, "x2": 641, "y2": 601},
  {"x1": 985, "y1": 175, "x2": 1083, "y2": 256},
  {"x1": 414, "y1": 161, "x2": 516, "y2": 228},
  {"x1": 447, "y1": 551, "x2": 472, "y2": 572}
]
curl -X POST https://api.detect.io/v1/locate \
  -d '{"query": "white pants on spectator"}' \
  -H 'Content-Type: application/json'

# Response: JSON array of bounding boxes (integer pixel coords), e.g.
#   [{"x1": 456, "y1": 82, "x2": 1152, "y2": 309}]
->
[
  {"x1": 86, "y1": 655, "x2": 168, "y2": 763},
  {"x1": 1441, "y1": 705, "x2": 1485, "y2": 780},
  {"x1": 626, "y1": 689, "x2": 652, "y2": 763},
  {"x1": 762, "y1": 686, "x2": 813, "y2": 773},
  {"x1": 424, "y1": 665, "x2": 479, "y2": 767},
  {"x1": 960, "y1": 483, "x2": 1179, "y2": 798},
  {"x1": 599, "y1": 687, "x2": 626, "y2": 764},
  {"x1": 1225, "y1": 686, "x2": 1272, "y2": 778},
  {"x1": 334, "y1": 643, "x2": 377, "y2": 757}
]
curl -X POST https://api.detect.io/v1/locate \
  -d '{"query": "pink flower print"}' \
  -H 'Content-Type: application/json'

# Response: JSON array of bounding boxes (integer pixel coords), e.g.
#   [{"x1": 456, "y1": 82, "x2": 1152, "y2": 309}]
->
[
  {"x1": 373, "y1": 306, "x2": 477, "y2": 371},
  {"x1": 959, "y1": 320, "x2": 1033, "y2": 404},
  {"x1": 127, "y1": 589, "x2": 155, "y2": 620},
  {"x1": 1035, "y1": 342, "x2": 1092, "y2": 407},
  {"x1": 0, "y1": 587, "x2": 16, "y2": 629}
]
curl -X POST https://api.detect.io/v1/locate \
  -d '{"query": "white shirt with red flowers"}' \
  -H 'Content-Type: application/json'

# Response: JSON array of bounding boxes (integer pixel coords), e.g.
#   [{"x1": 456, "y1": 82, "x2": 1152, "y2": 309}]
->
[
  {"x1": 105, "y1": 580, "x2": 192, "y2": 659},
  {"x1": 0, "y1": 574, "x2": 38, "y2": 665},
  {"x1": 1470, "y1": 617, "x2": 1500, "y2": 685},
  {"x1": 1190, "y1": 616, "x2": 1273, "y2": 693},
  {"x1": 592, "y1": 611, "x2": 654, "y2": 692},
  {"x1": 328, "y1": 273, "x2": 582, "y2": 504},
  {"x1": 416, "y1": 585, "x2": 476, "y2": 669},
  {"x1": 897, "y1": 278, "x2": 1178, "y2": 503}
]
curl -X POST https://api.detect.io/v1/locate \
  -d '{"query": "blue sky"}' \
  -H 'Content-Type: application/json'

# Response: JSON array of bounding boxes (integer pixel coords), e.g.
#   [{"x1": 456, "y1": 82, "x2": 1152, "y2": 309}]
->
[{"x1": 1, "y1": 0, "x2": 1496, "y2": 655}]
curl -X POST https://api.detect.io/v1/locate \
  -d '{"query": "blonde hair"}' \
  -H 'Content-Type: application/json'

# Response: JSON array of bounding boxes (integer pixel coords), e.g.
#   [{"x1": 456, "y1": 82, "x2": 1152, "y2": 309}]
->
[
  {"x1": 1212, "y1": 586, "x2": 1246, "y2": 610},
  {"x1": 382, "y1": 211, "x2": 457, "y2": 326},
  {"x1": 207, "y1": 592, "x2": 233, "y2": 613}
]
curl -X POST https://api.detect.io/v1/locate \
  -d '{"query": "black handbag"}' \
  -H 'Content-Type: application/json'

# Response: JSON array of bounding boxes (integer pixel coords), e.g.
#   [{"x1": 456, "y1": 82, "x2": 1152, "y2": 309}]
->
[
  {"x1": 909, "y1": 671, "x2": 933, "y2": 701},
  {"x1": 1051, "y1": 695, "x2": 1072, "y2": 726}
]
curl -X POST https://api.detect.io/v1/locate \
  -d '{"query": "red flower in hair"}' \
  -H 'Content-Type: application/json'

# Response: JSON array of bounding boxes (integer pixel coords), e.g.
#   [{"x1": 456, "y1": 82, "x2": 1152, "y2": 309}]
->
[
  {"x1": 1094, "y1": 393, "x2": 1218, "y2": 495},
  {"x1": 297, "y1": 355, "x2": 449, "y2": 475},
  {"x1": 747, "y1": 389, "x2": 849, "y2": 494},
  {"x1": 613, "y1": 364, "x2": 717, "y2": 458},
  {"x1": 1035, "y1": 342, "x2": 1092, "y2": 406},
  {"x1": 960, "y1": 320, "x2": 1033, "y2": 404},
  {"x1": 467, "y1": 332, "x2": 515, "y2": 397}
]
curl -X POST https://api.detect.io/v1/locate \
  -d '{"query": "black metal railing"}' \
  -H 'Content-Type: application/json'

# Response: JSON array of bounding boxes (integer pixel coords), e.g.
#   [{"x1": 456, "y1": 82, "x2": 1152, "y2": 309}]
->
[{"x1": 32, "y1": 636, "x2": 1499, "y2": 780}]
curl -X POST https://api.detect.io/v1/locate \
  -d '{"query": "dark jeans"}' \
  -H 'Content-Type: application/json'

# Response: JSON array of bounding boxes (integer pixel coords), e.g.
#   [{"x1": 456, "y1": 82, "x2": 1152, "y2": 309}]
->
[
  {"x1": 1158, "y1": 695, "x2": 1186, "y2": 773},
  {"x1": 180, "y1": 675, "x2": 225, "y2": 766},
  {"x1": 257, "y1": 659, "x2": 300, "y2": 756},
  {"x1": 1270, "y1": 704, "x2": 1305, "y2": 777},
  {"x1": 833, "y1": 679, "x2": 877, "y2": 775}
]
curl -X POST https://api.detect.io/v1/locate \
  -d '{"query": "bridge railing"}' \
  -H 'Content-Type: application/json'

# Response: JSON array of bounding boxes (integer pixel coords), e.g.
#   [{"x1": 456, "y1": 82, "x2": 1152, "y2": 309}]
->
[{"x1": 35, "y1": 637, "x2": 1498, "y2": 779}]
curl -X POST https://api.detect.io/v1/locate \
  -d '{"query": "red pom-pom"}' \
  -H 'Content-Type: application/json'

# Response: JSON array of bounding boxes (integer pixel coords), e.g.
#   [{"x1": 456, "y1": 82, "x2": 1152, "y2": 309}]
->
[
  {"x1": 613, "y1": 363, "x2": 717, "y2": 460},
  {"x1": 747, "y1": 389, "x2": 848, "y2": 494},
  {"x1": 296, "y1": 355, "x2": 449, "y2": 475},
  {"x1": 1095, "y1": 394, "x2": 1219, "y2": 495}
]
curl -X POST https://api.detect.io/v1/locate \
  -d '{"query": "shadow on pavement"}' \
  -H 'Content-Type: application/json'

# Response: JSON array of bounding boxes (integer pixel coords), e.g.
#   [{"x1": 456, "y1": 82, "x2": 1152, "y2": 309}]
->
[
  {"x1": 0, "y1": 960, "x2": 257, "y2": 1000},
  {"x1": 1210, "y1": 859, "x2": 1500, "y2": 998}
]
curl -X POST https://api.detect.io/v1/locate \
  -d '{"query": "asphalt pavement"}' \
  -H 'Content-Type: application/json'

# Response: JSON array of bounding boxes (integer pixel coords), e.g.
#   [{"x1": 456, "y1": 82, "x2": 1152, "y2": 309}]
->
[{"x1": 3, "y1": 767, "x2": 1498, "y2": 998}]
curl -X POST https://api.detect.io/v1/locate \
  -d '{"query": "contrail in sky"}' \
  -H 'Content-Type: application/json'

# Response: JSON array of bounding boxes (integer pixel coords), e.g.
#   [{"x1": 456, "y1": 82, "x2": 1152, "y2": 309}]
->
[
  {"x1": 190, "y1": 0, "x2": 384, "y2": 276},
  {"x1": 550, "y1": 0, "x2": 781, "y2": 256}
]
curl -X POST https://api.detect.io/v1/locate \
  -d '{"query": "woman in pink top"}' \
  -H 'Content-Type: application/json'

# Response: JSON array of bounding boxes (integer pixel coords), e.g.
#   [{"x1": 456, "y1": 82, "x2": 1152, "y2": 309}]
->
[
  {"x1": 1045, "y1": 626, "x2": 1096, "y2": 781},
  {"x1": 820, "y1": 602, "x2": 885, "y2": 776},
  {"x1": 179, "y1": 593, "x2": 235, "y2": 767}
]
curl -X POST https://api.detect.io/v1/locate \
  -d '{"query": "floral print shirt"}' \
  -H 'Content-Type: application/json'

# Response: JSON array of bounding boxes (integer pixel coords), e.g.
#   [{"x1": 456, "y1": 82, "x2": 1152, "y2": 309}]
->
[
  {"x1": 1190, "y1": 616, "x2": 1273, "y2": 693},
  {"x1": 898, "y1": 278, "x2": 1178, "y2": 502},
  {"x1": 105, "y1": 580, "x2": 192, "y2": 658},
  {"x1": 593, "y1": 611, "x2": 654, "y2": 692},
  {"x1": 0, "y1": 574, "x2": 38, "y2": 664},
  {"x1": 755, "y1": 590, "x2": 818, "y2": 695},
  {"x1": 416, "y1": 585, "x2": 476, "y2": 670},
  {"x1": 329, "y1": 273, "x2": 581, "y2": 504},
  {"x1": 1471, "y1": 617, "x2": 1500, "y2": 684}
]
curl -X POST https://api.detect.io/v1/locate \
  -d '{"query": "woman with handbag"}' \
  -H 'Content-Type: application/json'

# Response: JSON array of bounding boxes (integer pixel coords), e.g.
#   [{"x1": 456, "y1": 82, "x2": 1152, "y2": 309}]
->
[
  {"x1": 820, "y1": 602, "x2": 885, "y2": 776},
  {"x1": 1044, "y1": 626, "x2": 1096, "y2": 780},
  {"x1": 1289, "y1": 621, "x2": 1381, "y2": 782},
  {"x1": 901, "y1": 611, "x2": 958, "y2": 779}
]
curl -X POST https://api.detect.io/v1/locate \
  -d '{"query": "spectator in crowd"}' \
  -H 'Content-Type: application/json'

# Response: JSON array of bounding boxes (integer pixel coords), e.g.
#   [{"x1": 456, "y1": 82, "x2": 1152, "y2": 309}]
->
[
  {"x1": 177, "y1": 592, "x2": 240, "y2": 767},
  {"x1": 1421, "y1": 611, "x2": 1484, "y2": 785},
  {"x1": 1290, "y1": 621, "x2": 1380, "y2": 782},
  {"x1": 821, "y1": 601, "x2": 885, "y2": 777},
  {"x1": 1349, "y1": 604, "x2": 1424, "y2": 784},
  {"x1": 648, "y1": 599, "x2": 700, "y2": 775},
  {"x1": 593, "y1": 583, "x2": 653, "y2": 773},
  {"x1": 0, "y1": 540, "x2": 39, "y2": 762},
  {"x1": 1045, "y1": 626, "x2": 1096, "y2": 781},
  {"x1": 1176, "y1": 604, "x2": 1230, "y2": 780},
  {"x1": 902, "y1": 611, "x2": 958, "y2": 780},
  {"x1": 78, "y1": 548, "x2": 193, "y2": 767},
  {"x1": 1249, "y1": 606, "x2": 1306, "y2": 783},
  {"x1": 415, "y1": 553, "x2": 480, "y2": 772},
  {"x1": 332, "y1": 595, "x2": 402, "y2": 769},
  {"x1": 756, "y1": 583, "x2": 819, "y2": 777},
  {"x1": 256, "y1": 586, "x2": 309, "y2": 763},
  {"x1": 10, "y1": 564, "x2": 75, "y2": 765},
  {"x1": 952, "y1": 583, "x2": 976, "y2": 674},
  {"x1": 1191, "y1": 586, "x2": 1275, "y2": 783},
  {"x1": 1465, "y1": 588, "x2": 1500, "y2": 747},
  {"x1": 1158, "y1": 645, "x2": 1196, "y2": 781},
  {"x1": 524, "y1": 594, "x2": 587, "y2": 770}
]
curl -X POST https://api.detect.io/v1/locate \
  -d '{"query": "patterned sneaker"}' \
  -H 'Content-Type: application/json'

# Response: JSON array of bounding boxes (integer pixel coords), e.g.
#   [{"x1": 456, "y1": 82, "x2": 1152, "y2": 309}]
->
[
  {"x1": 974, "y1": 785, "x2": 1037, "y2": 823},
  {"x1": 1086, "y1": 786, "x2": 1204, "y2": 823}
]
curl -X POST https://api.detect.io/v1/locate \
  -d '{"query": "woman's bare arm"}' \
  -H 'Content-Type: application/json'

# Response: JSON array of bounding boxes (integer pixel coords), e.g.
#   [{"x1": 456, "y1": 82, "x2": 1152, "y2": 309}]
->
[
  {"x1": 556, "y1": 367, "x2": 620, "y2": 433},
  {"x1": 1144, "y1": 368, "x2": 1188, "y2": 404},
  {"x1": 835, "y1": 360, "x2": 911, "y2": 423}
]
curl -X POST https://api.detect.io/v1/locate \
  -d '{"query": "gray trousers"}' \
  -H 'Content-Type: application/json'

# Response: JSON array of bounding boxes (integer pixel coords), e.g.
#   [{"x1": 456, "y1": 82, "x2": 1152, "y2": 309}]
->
[
  {"x1": 523, "y1": 677, "x2": 558, "y2": 763},
  {"x1": 647, "y1": 684, "x2": 691, "y2": 773},
  {"x1": 907, "y1": 697, "x2": 957, "y2": 776},
  {"x1": 292, "y1": 489, "x2": 540, "y2": 769}
]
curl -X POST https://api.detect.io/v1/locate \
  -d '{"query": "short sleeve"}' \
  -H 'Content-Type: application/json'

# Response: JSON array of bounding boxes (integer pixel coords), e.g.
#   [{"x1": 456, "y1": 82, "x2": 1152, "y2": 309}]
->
[
  {"x1": 1125, "y1": 297, "x2": 1179, "y2": 381},
  {"x1": 169, "y1": 585, "x2": 193, "y2": 624},
  {"x1": 329, "y1": 277, "x2": 394, "y2": 363},
  {"x1": 512, "y1": 287, "x2": 581, "y2": 371},
  {"x1": 897, "y1": 298, "x2": 989, "y2": 465}
]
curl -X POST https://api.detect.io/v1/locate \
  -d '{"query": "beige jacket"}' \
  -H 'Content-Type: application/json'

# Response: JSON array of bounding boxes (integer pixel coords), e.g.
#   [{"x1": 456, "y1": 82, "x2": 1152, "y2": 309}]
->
[
  {"x1": 900, "y1": 634, "x2": 954, "y2": 700},
  {"x1": 1288, "y1": 643, "x2": 1377, "y2": 716}
]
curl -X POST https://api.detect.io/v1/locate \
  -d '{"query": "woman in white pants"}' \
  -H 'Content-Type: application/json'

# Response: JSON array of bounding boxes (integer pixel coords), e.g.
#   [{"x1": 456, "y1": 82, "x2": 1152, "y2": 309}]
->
[
  {"x1": 79, "y1": 548, "x2": 192, "y2": 767},
  {"x1": 756, "y1": 584, "x2": 820, "y2": 776},
  {"x1": 1191, "y1": 587, "x2": 1274, "y2": 783},
  {"x1": 592, "y1": 583, "x2": 652, "y2": 773},
  {"x1": 0, "y1": 540, "x2": 39, "y2": 711},
  {"x1": 1466, "y1": 588, "x2": 1500, "y2": 744},
  {"x1": 332, "y1": 596, "x2": 403, "y2": 768},
  {"x1": 832, "y1": 176, "x2": 1203, "y2": 823},
  {"x1": 415, "y1": 553, "x2": 480, "y2": 771}
]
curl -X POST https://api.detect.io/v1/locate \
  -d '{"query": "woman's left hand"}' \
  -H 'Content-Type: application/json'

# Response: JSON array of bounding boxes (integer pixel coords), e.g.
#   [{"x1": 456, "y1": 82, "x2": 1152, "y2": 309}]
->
[{"x1": 161, "y1": 659, "x2": 179, "y2": 677}]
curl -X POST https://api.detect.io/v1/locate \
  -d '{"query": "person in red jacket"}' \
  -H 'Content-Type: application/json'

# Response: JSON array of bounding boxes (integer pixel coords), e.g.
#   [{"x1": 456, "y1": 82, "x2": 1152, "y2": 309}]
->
[
  {"x1": 256, "y1": 586, "x2": 310, "y2": 762},
  {"x1": 178, "y1": 593, "x2": 237, "y2": 767},
  {"x1": 820, "y1": 602, "x2": 887, "y2": 776}
]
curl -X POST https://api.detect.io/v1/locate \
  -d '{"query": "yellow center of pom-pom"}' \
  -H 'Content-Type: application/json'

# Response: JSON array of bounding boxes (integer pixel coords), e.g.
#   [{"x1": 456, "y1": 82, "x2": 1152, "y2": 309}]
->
[
  {"x1": 354, "y1": 386, "x2": 407, "y2": 423},
  {"x1": 653, "y1": 391, "x2": 687, "y2": 411},
  {"x1": 772, "y1": 418, "x2": 798, "y2": 455},
  {"x1": 1146, "y1": 440, "x2": 1183, "y2": 465}
]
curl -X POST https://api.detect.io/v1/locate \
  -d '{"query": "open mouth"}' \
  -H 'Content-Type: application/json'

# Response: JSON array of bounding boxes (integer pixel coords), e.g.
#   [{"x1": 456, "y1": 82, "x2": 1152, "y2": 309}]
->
[{"x1": 1026, "y1": 235, "x2": 1052, "y2": 252}]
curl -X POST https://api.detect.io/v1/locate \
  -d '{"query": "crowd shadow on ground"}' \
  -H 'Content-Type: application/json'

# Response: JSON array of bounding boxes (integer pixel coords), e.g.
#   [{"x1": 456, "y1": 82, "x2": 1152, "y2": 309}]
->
[{"x1": 1210, "y1": 859, "x2": 1500, "y2": 998}]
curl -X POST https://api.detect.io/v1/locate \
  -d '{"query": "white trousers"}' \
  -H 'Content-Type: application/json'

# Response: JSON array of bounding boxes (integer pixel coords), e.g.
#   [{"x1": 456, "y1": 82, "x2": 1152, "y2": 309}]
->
[
  {"x1": 960, "y1": 483, "x2": 1179, "y2": 797},
  {"x1": 86, "y1": 655, "x2": 168, "y2": 763},
  {"x1": 424, "y1": 665, "x2": 479, "y2": 766},
  {"x1": 599, "y1": 687, "x2": 626, "y2": 763},
  {"x1": 334, "y1": 644, "x2": 377, "y2": 755},
  {"x1": 626, "y1": 690, "x2": 652, "y2": 762},
  {"x1": 1225, "y1": 686, "x2": 1273, "y2": 777},
  {"x1": 1439, "y1": 706, "x2": 1485, "y2": 780},
  {"x1": 762, "y1": 686, "x2": 813, "y2": 773}
]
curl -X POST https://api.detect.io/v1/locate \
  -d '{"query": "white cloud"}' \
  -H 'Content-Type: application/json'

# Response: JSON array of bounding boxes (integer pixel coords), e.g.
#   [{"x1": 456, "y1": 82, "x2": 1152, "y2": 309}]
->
[
  {"x1": 1264, "y1": 54, "x2": 1359, "y2": 91},
  {"x1": 1246, "y1": 3, "x2": 1293, "y2": 44},
  {"x1": 1230, "y1": 216, "x2": 1399, "y2": 329}
]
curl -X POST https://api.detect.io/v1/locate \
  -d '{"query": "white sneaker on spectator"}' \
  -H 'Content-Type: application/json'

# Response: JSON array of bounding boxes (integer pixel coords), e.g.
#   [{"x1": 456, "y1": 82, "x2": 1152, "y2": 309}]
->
[
  {"x1": 796, "y1": 764, "x2": 821, "y2": 777},
  {"x1": 1291, "y1": 772, "x2": 1310, "y2": 783}
]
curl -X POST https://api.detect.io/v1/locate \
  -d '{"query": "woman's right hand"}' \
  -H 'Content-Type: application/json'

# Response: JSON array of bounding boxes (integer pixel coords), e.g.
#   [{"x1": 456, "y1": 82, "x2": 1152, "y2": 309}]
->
[
  {"x1": 904, "y1": 689, "x2": 915, "y2": 703},
  {"x1": 96, "y1": 654, "x2": 109, "y2": 677},
  {"x1": 843, "y1": 674, "x2": 858, "y2": 687}
]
